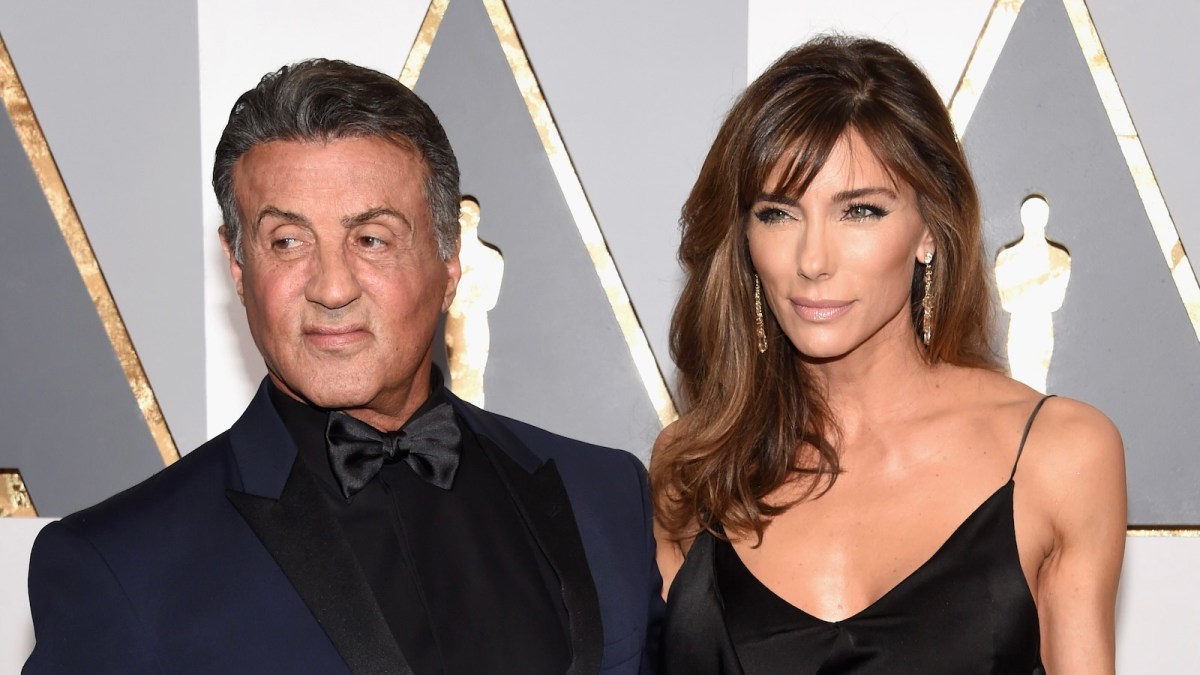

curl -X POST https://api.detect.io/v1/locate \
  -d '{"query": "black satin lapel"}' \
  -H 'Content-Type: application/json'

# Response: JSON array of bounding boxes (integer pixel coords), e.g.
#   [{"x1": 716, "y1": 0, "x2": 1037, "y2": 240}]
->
[
  {"x1": 483, "y1": 441, "x2": 604, "y2": 675},
  {"x1": 227, "y1": 464, "x2": 412, "y2": 675},
  {"x1": 662, "y1": 533, "x2": 744, "y2": 675}
]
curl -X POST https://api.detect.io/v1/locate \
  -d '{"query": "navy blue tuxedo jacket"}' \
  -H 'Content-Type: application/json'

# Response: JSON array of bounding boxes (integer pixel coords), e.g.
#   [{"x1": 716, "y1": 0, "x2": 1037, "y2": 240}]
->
[{"x1": 24, "y1": 381, "x2": 663, "y2": 674}]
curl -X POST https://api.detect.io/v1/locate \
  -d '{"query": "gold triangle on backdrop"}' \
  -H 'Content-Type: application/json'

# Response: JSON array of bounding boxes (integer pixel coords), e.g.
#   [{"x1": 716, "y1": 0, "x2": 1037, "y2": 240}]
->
[
  {"x1": 0, "y1": 34, "x2": 179, "y2": 511},
  {"x1": 0, "y1": 469, "x2": 36, "y2": 517}
]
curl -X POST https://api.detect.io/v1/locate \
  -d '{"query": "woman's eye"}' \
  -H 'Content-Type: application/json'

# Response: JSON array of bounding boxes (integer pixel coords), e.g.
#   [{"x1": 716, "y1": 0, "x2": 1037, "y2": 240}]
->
[
  {"x1": 754, "y1": 207, "x2": 790, "y2": 224},
  {"x1": 844, "y1": 203, "x2": 889, "y2": 221}
]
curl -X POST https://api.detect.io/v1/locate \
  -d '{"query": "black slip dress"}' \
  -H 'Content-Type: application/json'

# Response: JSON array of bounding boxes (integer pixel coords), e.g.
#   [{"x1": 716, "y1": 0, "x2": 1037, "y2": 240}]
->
[{"x1": 662, "y1": 396, "x2": 1053, "y2": 675}]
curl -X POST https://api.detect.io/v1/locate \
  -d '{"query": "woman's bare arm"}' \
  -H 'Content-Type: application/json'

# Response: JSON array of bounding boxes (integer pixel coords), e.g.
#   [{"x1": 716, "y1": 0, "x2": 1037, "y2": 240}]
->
[{"x1": 1030, "y1": 399, "x2": 1126, "y2": 674}]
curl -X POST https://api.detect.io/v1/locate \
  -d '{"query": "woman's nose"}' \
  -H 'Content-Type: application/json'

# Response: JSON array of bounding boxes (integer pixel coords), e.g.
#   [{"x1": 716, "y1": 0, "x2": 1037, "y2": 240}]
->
[{"x1": 797, "y1": 222, "x2": 833, "y2": 280}]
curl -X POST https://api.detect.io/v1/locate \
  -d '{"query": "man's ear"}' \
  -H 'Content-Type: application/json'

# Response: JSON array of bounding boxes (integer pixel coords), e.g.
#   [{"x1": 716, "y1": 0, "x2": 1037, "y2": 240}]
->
[
  {"x1": 219, "y1": 226, "x2": 245, "y2": 305},
  {"x1": 441, "y1": 248, "x2": 462, "y2": 313}
]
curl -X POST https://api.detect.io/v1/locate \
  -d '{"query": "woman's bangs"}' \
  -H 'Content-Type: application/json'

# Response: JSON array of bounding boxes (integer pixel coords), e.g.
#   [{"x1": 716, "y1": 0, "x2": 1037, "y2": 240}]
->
[{"x1": 744, "y1": 107, "x2": 850, "y2": 208}]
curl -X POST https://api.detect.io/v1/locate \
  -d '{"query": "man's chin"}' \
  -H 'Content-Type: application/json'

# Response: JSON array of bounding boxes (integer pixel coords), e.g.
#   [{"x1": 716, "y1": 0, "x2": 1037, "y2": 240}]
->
[
  {"x1": 267, "y1": 371, "x2": 374, "y2": 411},
  {"x1": 295, "y1": 387, "x2": 374, "y2": 411}
]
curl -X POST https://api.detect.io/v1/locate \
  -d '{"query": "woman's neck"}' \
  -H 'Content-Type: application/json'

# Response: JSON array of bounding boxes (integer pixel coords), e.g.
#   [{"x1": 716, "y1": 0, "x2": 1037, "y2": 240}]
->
[{"x1": 807, "y1": 330, "x2": 937, "y2": 439}]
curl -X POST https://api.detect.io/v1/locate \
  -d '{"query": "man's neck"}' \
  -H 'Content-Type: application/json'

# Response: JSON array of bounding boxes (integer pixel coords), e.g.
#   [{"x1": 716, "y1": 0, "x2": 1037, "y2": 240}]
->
[{"x1": 268, "y1": 364, "x2": 444, "y2": 432}]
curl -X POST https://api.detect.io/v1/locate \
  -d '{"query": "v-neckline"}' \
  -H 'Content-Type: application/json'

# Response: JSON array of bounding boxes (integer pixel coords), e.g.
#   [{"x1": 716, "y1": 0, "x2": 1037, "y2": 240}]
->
[{"x1": 723, "y1": 480, "x2": 1015, "y2": 625}]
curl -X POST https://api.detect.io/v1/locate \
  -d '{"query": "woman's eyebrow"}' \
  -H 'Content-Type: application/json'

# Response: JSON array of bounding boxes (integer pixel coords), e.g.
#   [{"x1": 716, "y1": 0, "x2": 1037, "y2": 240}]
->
[{"x1": 831, "y1": 186, "x2": 898, "y2": 202}]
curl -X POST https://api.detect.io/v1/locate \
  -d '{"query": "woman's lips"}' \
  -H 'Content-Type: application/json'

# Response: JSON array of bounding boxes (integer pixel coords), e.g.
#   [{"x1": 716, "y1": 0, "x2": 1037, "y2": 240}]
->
[{"x1": 790, "y1": 299, "x2": 854, "y2": 322}]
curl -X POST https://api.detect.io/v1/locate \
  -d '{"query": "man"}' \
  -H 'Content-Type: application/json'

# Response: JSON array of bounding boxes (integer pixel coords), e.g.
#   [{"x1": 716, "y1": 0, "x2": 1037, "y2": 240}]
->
[{"x1": 24, "y1": 59, "x2": 662, "y2": 674}]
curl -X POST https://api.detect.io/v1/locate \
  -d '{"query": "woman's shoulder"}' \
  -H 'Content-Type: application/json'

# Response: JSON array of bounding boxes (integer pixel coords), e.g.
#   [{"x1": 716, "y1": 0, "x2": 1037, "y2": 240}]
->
[
  {"x1": 1017, "y1": 394, "x2": 1125, "y2": 509},
  {"x1": 962, "y1": 368, "x2": 1121, "y2": 459},
  {"x1": 1031, "y1": 395, "x2": 1122, "y2": 452},
  {"x1": 941, "y1": 367, "x2": 1123, "y2": 492},
  {"x1": 955, "y1": 370, "x2": 1126, "y2": 533},
  {"x1": 949, "y1": 370, "x2": 1126, "y2": 564}
]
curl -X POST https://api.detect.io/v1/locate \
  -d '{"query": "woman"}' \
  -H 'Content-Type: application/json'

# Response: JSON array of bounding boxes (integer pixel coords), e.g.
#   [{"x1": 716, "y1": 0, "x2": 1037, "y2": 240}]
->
[{"x1": 652, "y1": 36, "x2": 1125, "y2": 674}]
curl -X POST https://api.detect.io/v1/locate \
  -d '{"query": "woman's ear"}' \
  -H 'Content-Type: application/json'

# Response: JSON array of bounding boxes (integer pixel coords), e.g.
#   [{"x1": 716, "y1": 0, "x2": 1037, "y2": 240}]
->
[{"x1": 916, "y1": 229, "x2": 936, "y2": 263}]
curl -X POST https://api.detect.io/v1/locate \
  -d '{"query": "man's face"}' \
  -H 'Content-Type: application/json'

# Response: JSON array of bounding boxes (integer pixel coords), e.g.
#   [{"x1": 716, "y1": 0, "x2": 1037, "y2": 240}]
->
[{"x1": 225, "y1": 137, "x2": 460, "y2": 428}]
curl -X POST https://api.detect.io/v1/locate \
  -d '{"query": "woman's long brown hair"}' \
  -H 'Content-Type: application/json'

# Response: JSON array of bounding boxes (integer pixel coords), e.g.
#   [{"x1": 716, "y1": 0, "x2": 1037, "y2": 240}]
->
[{"x1": 652, "y1": 36, "x2": 1000, "y2": 544}]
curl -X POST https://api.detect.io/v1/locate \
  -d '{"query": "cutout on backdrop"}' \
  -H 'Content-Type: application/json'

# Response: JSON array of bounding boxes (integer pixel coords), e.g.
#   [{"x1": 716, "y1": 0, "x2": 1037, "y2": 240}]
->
[
  {"x1": 956, "y1": 0, "x2": 1200, "y2": 525},
  {"x1": 446, "y1": 197, "x2": 504, "y2": 408},
  {"x1": 995, "y1": 195, "x2": 1071, "y2": 393}
]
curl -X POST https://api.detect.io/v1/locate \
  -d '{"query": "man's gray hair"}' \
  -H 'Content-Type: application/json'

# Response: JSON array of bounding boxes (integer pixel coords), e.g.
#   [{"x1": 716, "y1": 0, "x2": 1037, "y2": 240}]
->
[{"x1": 213, "y1": 58, "x2": 461, "y2": 262}]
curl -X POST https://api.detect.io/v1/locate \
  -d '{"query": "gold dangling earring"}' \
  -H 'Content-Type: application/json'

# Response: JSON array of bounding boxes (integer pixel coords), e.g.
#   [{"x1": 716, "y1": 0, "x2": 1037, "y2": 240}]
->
[
  {"x1": 754, "y1": 274, "x2": 767, "y2": 354},
  {"x1": 921, "y1": 251, "x2": 935, "y2": 346}
]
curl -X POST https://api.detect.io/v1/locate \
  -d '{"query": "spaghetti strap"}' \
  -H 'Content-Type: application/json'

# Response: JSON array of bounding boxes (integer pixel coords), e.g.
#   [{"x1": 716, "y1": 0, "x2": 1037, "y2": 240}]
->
[{"x1": 1010, "y1": 395, "x2": 1055, "y2": 481}]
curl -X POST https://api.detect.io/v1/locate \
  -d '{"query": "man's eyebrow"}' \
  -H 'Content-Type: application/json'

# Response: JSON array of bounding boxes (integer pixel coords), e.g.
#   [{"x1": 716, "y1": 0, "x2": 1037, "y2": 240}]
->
[
  {"x1": 256, "y1": 206, "x2": 311, "y2": 228},
  {"x1": 831, "y1": 186, "x2": 898, "y2": 202},
  {"x1": 342, "y1": 207, "x2": 410, "y2": 228}
]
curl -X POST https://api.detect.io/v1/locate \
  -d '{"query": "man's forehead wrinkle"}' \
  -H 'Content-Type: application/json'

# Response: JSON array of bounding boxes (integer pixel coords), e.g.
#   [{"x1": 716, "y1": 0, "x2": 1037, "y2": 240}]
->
[
  {"x1": 244, "y1": 205, "x2": 307, "y2": 243},
  {"x1": 256, "y1": 205, "x2": 312, "y2": 228},
  {"x1": 248, "y1": 205, "x2": 417, "y2": 239},
  {"x1": 342, "y1": 207, "x2": 411, "y2": 229}
]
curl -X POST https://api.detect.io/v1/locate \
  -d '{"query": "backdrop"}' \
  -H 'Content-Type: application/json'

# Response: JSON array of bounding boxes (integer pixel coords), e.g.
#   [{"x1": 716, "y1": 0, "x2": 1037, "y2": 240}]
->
[{"x1": 1, "y1": 1, "x2": 1196, "y2": 671}]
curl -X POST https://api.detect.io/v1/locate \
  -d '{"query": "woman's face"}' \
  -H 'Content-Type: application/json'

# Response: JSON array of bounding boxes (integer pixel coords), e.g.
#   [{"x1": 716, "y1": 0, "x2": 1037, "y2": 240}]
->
[{"x1": 747, "y1": 131, "x2": 934, "y2": 362}]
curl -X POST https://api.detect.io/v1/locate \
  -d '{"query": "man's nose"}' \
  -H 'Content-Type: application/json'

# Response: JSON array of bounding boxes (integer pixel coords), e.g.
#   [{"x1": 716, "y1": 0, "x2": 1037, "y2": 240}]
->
[{"x1": 306, "y1": 243, "x2": 362, "y2": 310}]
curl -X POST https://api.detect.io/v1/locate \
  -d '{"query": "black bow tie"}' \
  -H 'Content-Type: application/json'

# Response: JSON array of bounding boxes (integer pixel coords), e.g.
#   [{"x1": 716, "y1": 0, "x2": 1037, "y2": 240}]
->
[{"x1": 325, "y1": 403, "x2": 462, "y2": 500}]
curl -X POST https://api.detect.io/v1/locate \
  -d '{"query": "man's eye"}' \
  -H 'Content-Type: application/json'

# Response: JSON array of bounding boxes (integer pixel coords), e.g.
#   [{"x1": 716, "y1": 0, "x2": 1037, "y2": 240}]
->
[
  {"x1": 271, "y1": 237, "x2": 298, "y2": 250},
  {"x1": 359, "y1": 235, "x2": 385, "y2": 248}
]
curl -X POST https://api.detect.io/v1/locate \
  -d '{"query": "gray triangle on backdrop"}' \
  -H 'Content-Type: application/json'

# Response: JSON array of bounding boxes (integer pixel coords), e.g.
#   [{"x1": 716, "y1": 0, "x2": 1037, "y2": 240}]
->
[
  {"x1": 0, "y1": 1, "x2": 206, "y2": 454},
  {"x1": 964, "y1": 0, "x2": 1200, "y2": 524},
  {"x1": 504, "y1": 0, "x2": 748, "y2": 401},
  {"x1": 0, "y1": 106, "x2": 163, "y2": 517},
  {"x1": 415, "y1": 0, "x2": 663, "y2": 461}
]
